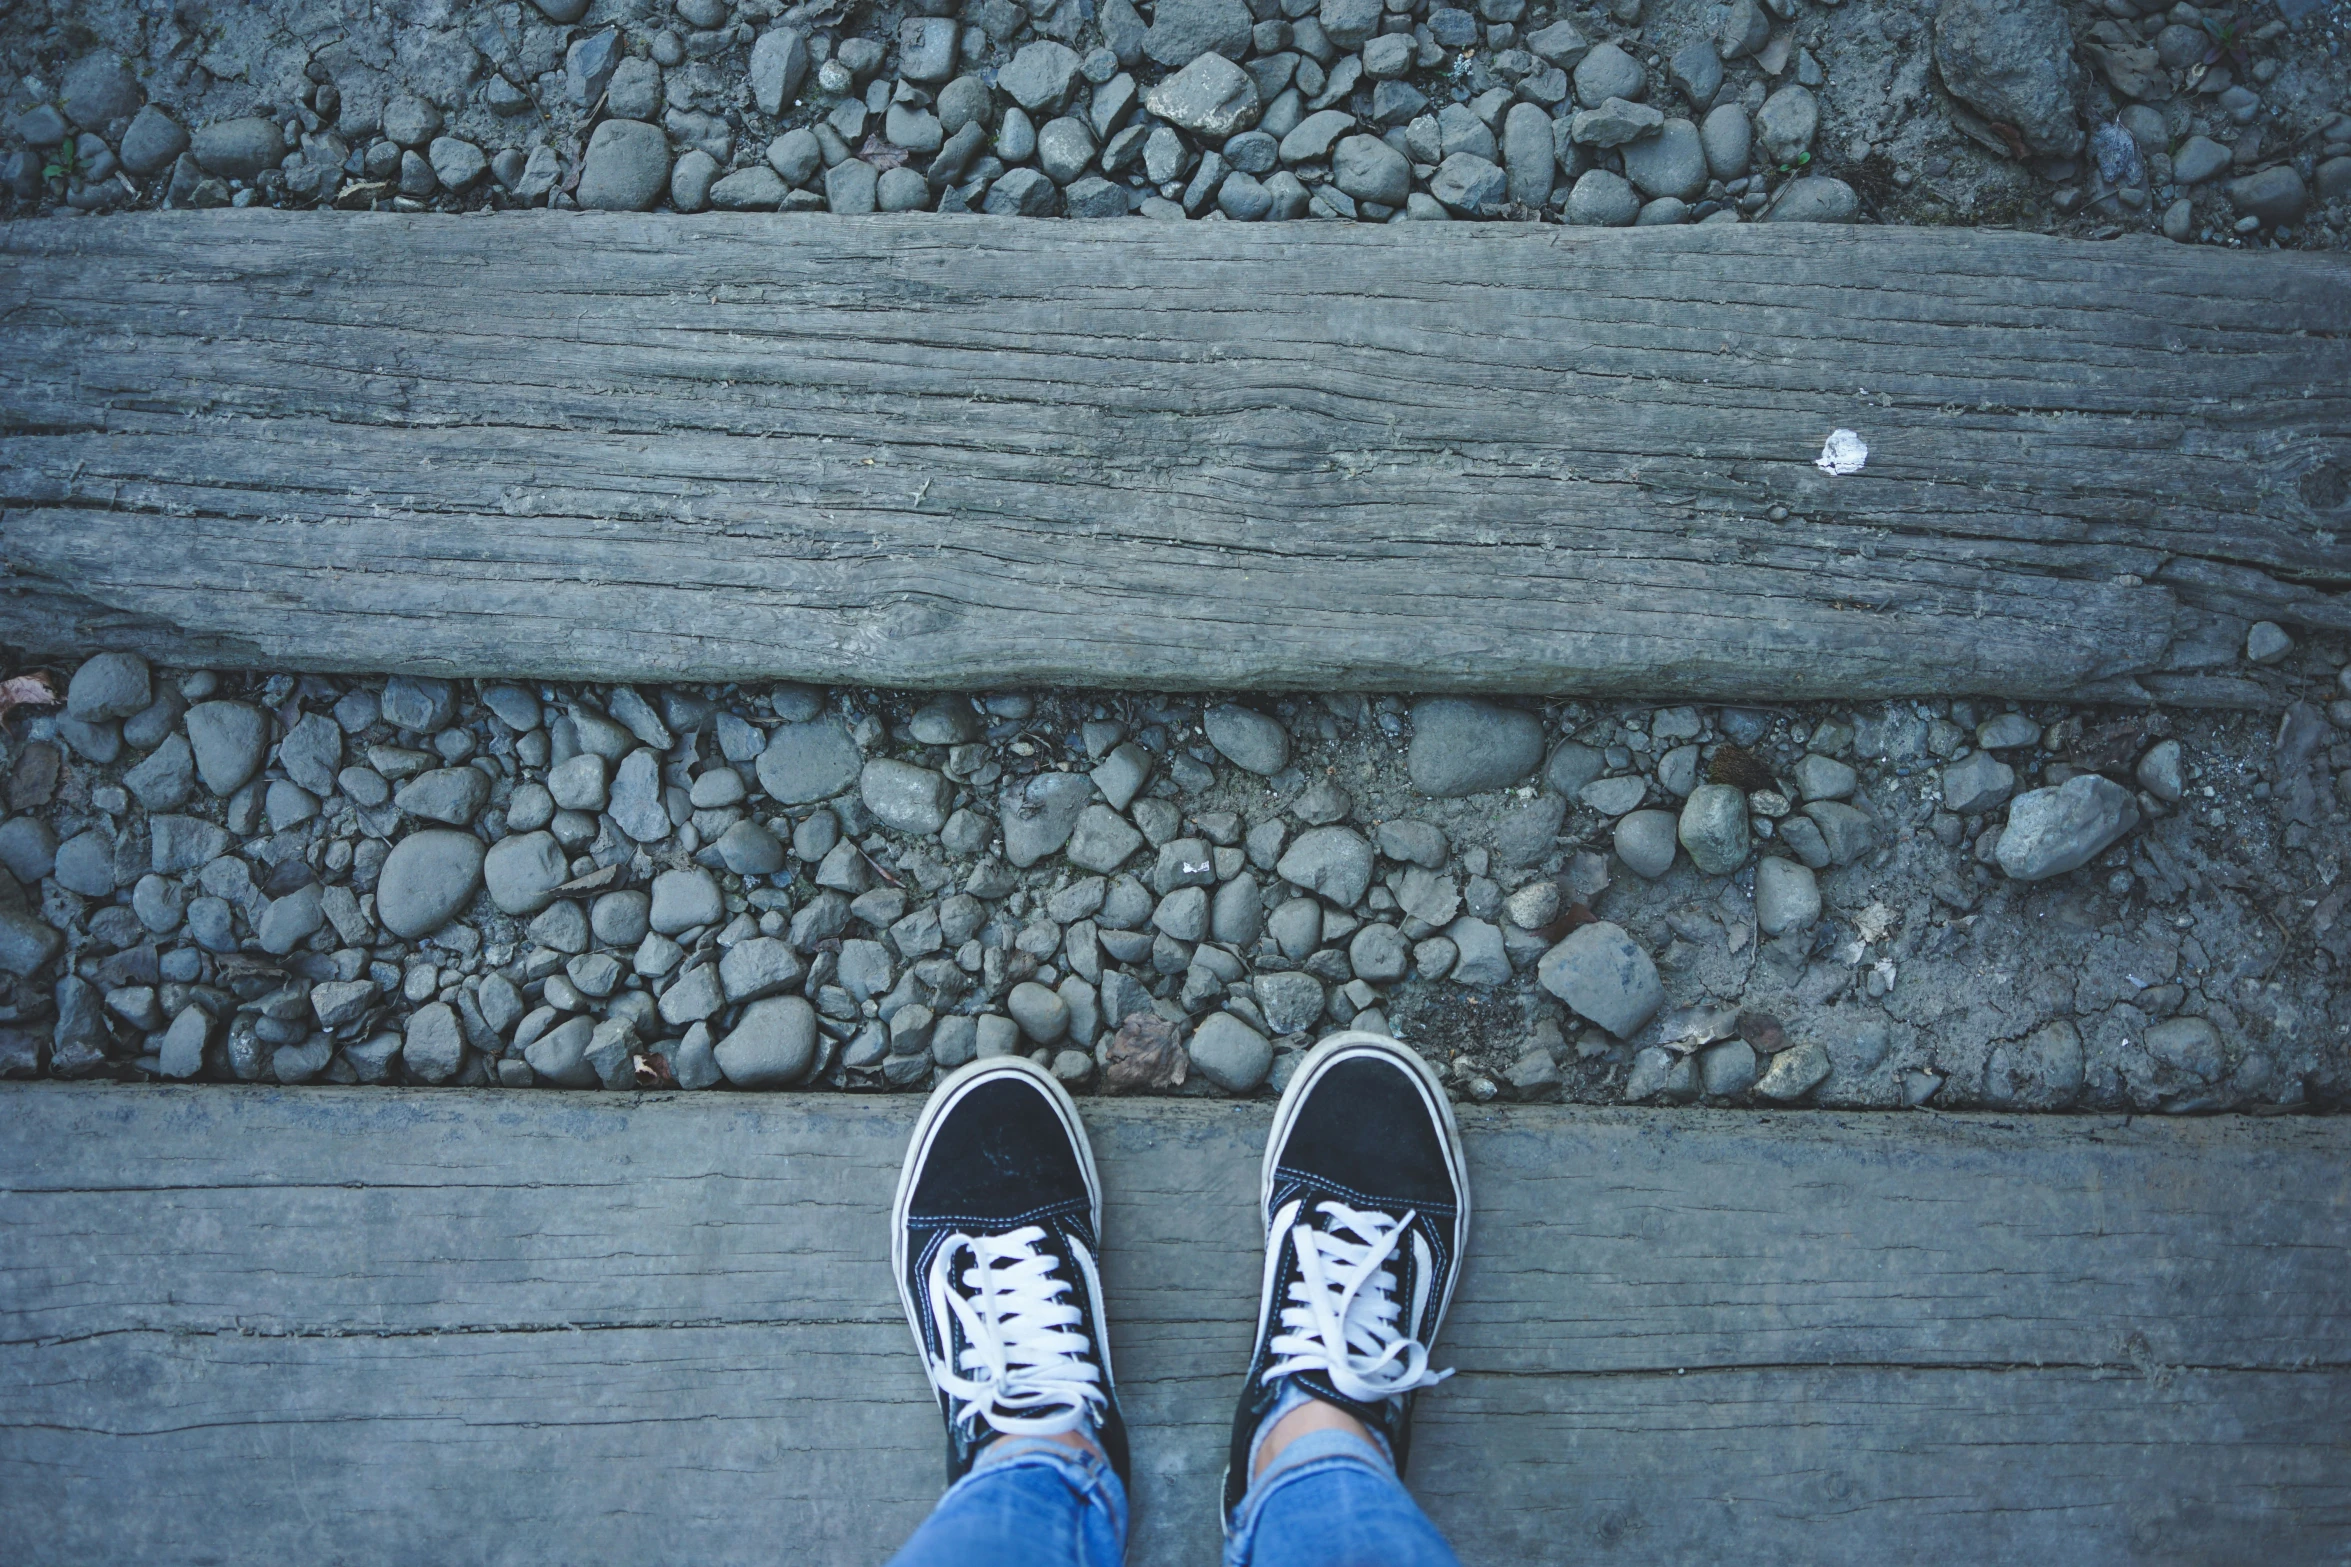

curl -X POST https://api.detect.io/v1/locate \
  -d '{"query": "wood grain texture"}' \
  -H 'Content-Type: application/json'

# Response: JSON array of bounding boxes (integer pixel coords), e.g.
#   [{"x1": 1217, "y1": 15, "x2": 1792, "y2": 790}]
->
[
  {"x1": 0, "y1": 213, "x2": 2345, "y2": 702},
  {"x1": 2, "y1": 1085, "x2": 2345, "y2": 1565}
]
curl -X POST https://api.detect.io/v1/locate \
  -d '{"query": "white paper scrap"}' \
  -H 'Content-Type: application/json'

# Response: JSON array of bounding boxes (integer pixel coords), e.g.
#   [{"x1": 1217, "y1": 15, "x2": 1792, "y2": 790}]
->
[{"x1": 1815, "y1": 428, "x2": 1868, "y2": 475}]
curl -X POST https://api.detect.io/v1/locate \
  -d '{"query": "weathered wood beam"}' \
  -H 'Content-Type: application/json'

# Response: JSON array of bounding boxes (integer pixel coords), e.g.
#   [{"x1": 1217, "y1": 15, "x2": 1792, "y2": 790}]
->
[
  {"x1": 2, "y1": 1086, "x2": 2345, "y2": 1565},
  {"x1": 0, "y1": 213, "x2": 2344, "y2": 700}
]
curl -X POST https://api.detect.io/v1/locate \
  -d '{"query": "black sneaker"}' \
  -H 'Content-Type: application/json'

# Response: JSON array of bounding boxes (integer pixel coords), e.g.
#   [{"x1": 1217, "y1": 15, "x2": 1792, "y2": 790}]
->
[
  {"x1": 1222, "y1": 1030, "x2": 1471, "y2": 1518},
  {"x1": 893, "y1": 1056, "x2": 1130, "y2": 1487}
]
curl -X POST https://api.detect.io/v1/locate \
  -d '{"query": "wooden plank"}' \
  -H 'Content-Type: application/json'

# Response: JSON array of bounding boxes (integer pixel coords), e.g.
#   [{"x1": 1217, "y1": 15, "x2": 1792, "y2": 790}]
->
[
  {"x1": 0, "y1": 213, "x2": 2344, "y2": 701},
  {"x1": 2, "y1": 1085, "x2": 2344, "y2": 1565}
]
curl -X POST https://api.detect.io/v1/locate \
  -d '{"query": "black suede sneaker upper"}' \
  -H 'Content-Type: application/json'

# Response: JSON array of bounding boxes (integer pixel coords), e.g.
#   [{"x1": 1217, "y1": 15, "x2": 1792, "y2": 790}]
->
[
  {"x1": 894, "y1": 1060, "x2": 1130, "y2": 1487},
  {"x1": 1224, "y1": 1036, "x2": 1469, "y2": 1517}
]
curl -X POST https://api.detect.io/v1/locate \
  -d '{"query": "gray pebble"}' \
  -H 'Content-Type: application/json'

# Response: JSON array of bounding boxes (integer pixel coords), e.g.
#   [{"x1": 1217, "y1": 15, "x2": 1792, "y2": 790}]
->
[
  {"x1": 404, "y1": 1002, "x2": 467, "y2": 1084},
  {"x1": 1677, "y1": 783, "x2": 1749, "y2": 875},
  {"x1": 1269, "y1": 897, "x2": 1322, "y2": 958},
  {"x1": 1204, "y1": 704, "x2": 1291, "y2": 775},
  {"x1": 1801, "y1": 801, "x2": 1874, "y2": 866},
  {"x1": 1581, "y1": 774, "x2": 1647, "y2": 816},
  {"x1": 396, "y1": 766, "x2": 490, "y2": 827},
  {"x1": 1543, "y1": 742, "x2": 1603, "y2": 799},
  {"x1": 605, "y1": 750, "x2": 668, "y2": 842},
  {"x1": 1624, "y1": 1045, "x2": 1698, "y2": 1101},
  {"x1": 856, "y1": 758, "x2": 950, "y2": 837},
  {"x1": 1254, "y1": 970, "x2": 1325, "y2": 1034},
  {"x1": 1153, "y1": 885, "x2": 1211, "y2": 942},
  {"x1": 757, "y1": 717, "x2": 861, "y2": 804},
  {"x1": 1536, "y1": 920, "x2": 1663, "y2": 1036},
  {"x1": 1003, "y1": 772, "x2": 1097, "y2": 867},
  {"x1": 376, "y1": 830, "x2": 485, "y2": 938},
  {"x1": 1142, "y1": 51, "x2": 1261, "y2": 138},
  {"x1": 1699, "y1": 1038, "x2": 1758, "y2": 1095},
  {"x1": 1444, "y1": 915, "x2": 1511, "y2": 986},
  {"x1": 1277, "y1": 826, "x2": 1373, "y2": 909},
  {"x1": 1940, "y1": 751, "x2": 2015, "y2": 815},
  {"x1": 1976, "y1": 713, "x2": 2040, "y2": 750},
  {"x1": 1763, "y1": 176, "x2": 1857, "y2": 223},
  {"x1": 54, "y1": 830, "x2": 117, "y2": 898},
  {"x1": 1332, "y1": 133, "x2": 1410, "y2": 205},
  {"x1": 650, "y1": 868, "x2": 722, "y2": 934},
  {"x1": 717, "y1": 996, "x2": 817, "y2": 1087},
  {"x1": 1212, "y1": 874, "x2": 1263, "y2": 945},
  {"x1": 2135, "y1": 739, "x2": 2185, "y2": 803},
  {"x1": 478, "y1": 830, "x2": 563, "y2": 917},
  {"x1": 1565, "y1": 168, "x2": 1640, "y2": 224},
  {"x1": 578, "y1": 119, "x2": 671, "y2": 211},
  {"x1": 1191, "y1": 1011, "x2": 1273, "y2": 1091},
  {"x1": 184, "y1": 701, "x2": 267, "y2": 796},
  {"x1": 67, "y1": 652, "x2": 150, "y2": 723},
  {"x1": 1408, "y1": 700, "x2": 1544, "y2": 798},
  {"x1": 1349, "y1": 923, "x2": 1409, "y2": 982},
  {"x1": 530, "y1": 900, "x2": 592, "y2": 955},
  {"x1": 1984, "y1": 1020, "x2": 2083, "y2": 1108},
  {"x1": 1996, "y1": 776, "x2": 2139, "y2": 882},
  {"x1": 1068, "y1": 805, "x2": 1145, "y2": 874},
  {"x1": 1009, "y1": 980, "x2": 1071, "y2": 1043},
  {"x1": 1753, "y1": 856, "x2": 1820, "y2": 936}
]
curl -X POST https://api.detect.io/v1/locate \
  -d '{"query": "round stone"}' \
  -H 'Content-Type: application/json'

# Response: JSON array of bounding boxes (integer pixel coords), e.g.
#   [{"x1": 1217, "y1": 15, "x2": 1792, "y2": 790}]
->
[
  {"x1": 1204, "y1": 704, "x2": 1291, "y2": 775},
  {"x1": 1407, "y1": 698, "x2": 1544, "y2": 796},
  {"x1": 1753, "y1": 856, "x2": 1820, "y2": 936},
  {"x1": 375, "y1": 829, "x2": 486, "y2": 938},
  {"x1": 66, "y1": 652, "x2": 151, "y2": 723},
  {"x1": 1677, "y1": 783, "x2": 1750, "y2": 875},
  {"x1": 715, "y1": 996, "x2": 818, "y2": 1087},
  {"x1": 1190, "y1": 1011, "x2": 1273, "y2": 1092},
  {"x1": 483, "y1": 830, "x2": 567, "y2": 915}
]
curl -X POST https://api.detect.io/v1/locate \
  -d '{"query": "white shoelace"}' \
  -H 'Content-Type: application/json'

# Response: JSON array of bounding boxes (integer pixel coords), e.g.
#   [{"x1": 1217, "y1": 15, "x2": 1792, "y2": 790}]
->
[
  {"x1": 926, "y1": 1225, "x2": 1105, "y2": 1439},
  {"x1": 1262, "y1": 1200, "x2": 1451, "y2": 1404}
]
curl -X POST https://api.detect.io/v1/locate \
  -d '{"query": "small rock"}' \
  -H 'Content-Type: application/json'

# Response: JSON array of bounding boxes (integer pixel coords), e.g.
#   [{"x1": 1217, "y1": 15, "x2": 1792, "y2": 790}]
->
[
  {"x1": 396, "y1": 766, "x2": 491, "y2": 826},
  {"x1": 1753, "y1": 1039, "x2": 1829, "y2": 1101},
  {"x1": 375, "y1": 830, "x2": 485, "y2": 938},
  {"x1": 1537, "y1": 921, "x2": 1664, "y2": 1037},
  {"x1": 756, "y1": 717, "x2": 861, "y2": 803},
  {"x1": 1277, "y1": 826, "x2": 1374, "y2": 908},
  {"x1": 184, "y1": 701, "x2": 267, "y2": 796},
  {"x1": 1572, "y1": 42, "x2": 1646, "y2": 107},
  {"x1": 158, "y1": 1005, "x2": 209, "y2": 1079},
  {"x1": 1613, "y1": 810, "x2": 1679, "y2": 879},
  {"x1": 1565, "y1": 168, "x2": 1640, "y2": 225},
  {"x1": 1003, "y1": 41, "x2": 1085, "y2": 114},
  {"x1": 1753, "y1": 856, "x2": 1819, "y2": 936},
  {"x1": 2144, "y1": 1015, "x2": 2223, "y2": 1082},
  {"x1": 1624, "y1": 1045, "x2": 1697, "y2": 1101},
  {"x1": 750, "y1": 27, "x2": 810, "y2": 115},
  {"x1": 1764, "y1": 176, "x2": 1857, "y2": 222},
  {"x1": 1145, "y1": 0, "x2": 1255, "y2": 68},
  {"x1": 67, "y1": 652, "x2": 150, "y2": 723},
  {"x1": 1446, "y1": 916, "x2": 1511, "y2": 986},
  {"x1": 1204, "y1": 704, "x2": 1290, "y2": 774},
  {"x1": 191, "y1": 117, "x2": 286, "y2": 182},
  {"x1": 578, "y1": 119, "x2": 672, "y2": 211},
  {"x1": 1407, "y1": 698, "x2": 1544, "y2": 796},
  {"x1": 1699, "y1": 1038, "x2": 1758, "y2": 1095},
  {"x1": 717, "y1": 996, "x2": 818, "y2": 1087},
  {"x1": 1996, "y1": 775, "x2": 2139, "y2": 881},
  {"x1": 1753, "y1": 85, "x2": 1817, "y2": 164},
  {"x1": 2245, "y1": 621, "x2": 2293, "y2": 665},
  {"x1": 1254, "y1": 970, "x2": 1325, "y2": 1033},
  {"x1": 1932, "y1": 0, "x2": 2083, "y2": 158},
  {"x1": 404, "y1": 1002, "x2": 467, "y2": 1084},
  {"x1": 861, "y1": 758, "x2": 952, "y2": 835},
  {"x1": 1333, "y1": 134, "x2": 1412, "y2": 206},
  {"x1": 1621, "y1": 118, "x2": 1706, "y2": 199},
  {"x1": 650, "y1": 867, "x2": 722, "y2": 934},
  {"x1": 1676, "y1": 783, "x2": 1749, "y2": 875},
  {"x1": 1984, "y1": 1019, "x2": 2084, "y2": 1107},
  {"x1": 2135, "y1": 739, "x2": 2184, "y2": 803},
  {"x1": 1940, "y1": 751, "x2": 2015, "y2": 815},
  {"x1": 483, "y1": 830, "x2": 568, "y2": 915},
  {"x1": 2227, "y1": 168, "x2": 2306, "y2": 229},
  {"x1": 1191, "y1": 1011, "x2": 1273, "y2": 1091}
]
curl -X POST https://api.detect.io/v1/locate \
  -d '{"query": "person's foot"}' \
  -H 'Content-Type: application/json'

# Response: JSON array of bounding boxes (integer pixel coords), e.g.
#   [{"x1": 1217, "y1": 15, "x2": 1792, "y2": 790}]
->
[
  {"x1": 1223, "y1": 1031, "x2": 1471, "y2": 1517},
  {"x1": 893, "y1": 1056, "x2": 1129, "y2": 1486}
]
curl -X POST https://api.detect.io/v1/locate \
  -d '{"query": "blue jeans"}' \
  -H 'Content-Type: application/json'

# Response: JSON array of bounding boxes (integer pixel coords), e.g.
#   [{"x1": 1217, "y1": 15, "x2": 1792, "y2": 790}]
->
[{"x1": 887, "y1": 1428, "x2": 1461, "y2": 1567}]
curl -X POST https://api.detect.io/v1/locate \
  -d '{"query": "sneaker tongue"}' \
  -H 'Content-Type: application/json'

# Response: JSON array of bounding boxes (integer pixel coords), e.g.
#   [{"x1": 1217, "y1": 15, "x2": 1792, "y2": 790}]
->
[{"x1": 1286, "y1": 1368, "x2": 1389, "y2": 1426}]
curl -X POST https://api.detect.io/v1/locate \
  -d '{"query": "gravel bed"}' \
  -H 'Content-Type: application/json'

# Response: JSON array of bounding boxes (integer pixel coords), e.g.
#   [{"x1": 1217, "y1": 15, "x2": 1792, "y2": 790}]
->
[
  {"x1": 9, "y1": 638, "x2": 2349, "y2": 1110},
  {"x1": 0, "y1": 0, "x2": 2346, "y2": 245}
]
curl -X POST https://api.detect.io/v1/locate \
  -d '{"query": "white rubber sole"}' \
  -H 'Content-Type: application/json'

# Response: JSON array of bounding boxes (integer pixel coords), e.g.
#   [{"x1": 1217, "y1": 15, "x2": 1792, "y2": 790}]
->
[{"x1": 889, "y1": 1055, "x2": 1105, "y2": 1399}]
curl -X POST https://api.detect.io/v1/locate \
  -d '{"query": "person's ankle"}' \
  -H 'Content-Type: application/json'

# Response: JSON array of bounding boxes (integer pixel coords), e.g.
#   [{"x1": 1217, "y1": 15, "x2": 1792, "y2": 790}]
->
[
  {"x1": 975, "y1": 1424, "x2": 1104, "y2": 1470},
  {"x1": 1249, "y1": 1395, "x2": 1374, "y2": 1482}
]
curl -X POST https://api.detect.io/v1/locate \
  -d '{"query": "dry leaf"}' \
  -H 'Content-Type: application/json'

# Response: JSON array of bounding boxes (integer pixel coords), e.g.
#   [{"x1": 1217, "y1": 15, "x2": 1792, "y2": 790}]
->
[
  {"x1": 1706, "y1": 743, "x2": 1777, "y2": 793},
  {"x1": 633, "y1": 1052, "x2": 678, "y2": 1089},
  {"x1": 0, "y1": 672, "x2": 59, "y2": 725},
  {"x1": 1100, "y1": 1013, "x2": 1187, "y2": 1094},
  {"x1": 1735, "y1": 1009, "x2": 1789, "y2": 1055}
]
